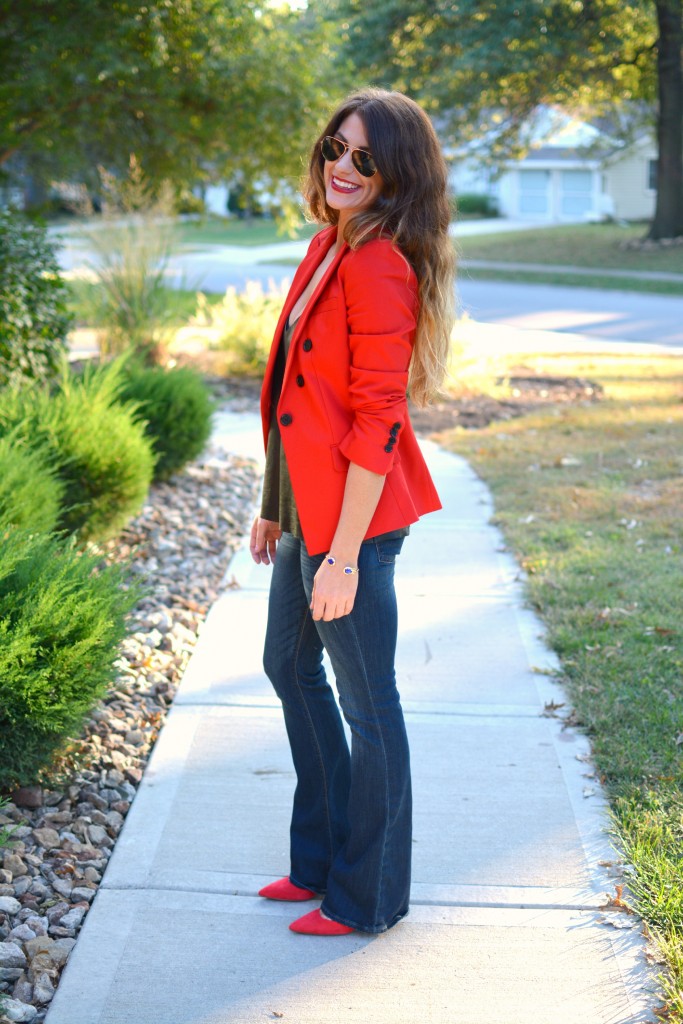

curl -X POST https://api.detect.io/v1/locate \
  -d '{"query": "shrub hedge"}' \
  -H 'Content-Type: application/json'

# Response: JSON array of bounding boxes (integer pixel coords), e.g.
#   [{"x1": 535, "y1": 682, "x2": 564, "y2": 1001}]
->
[
  {"x1": 0, "y1": 366, "x2": 154, "y2": 542},
  {"x1": 0, "y1": 433, "x2": 64, "y2": 533},
  {"x1": 0, "y1": 208, "x2": 73, "y2": 388},
  {"x1": 0, "y1": 523, "x2": 140, "y2": 791},
  {"x1": 451, "y1": 192, "x2": 500, "y2": 218},
  {"x1": 118, "y1": 361, "x2": 214, "y2": 481}
]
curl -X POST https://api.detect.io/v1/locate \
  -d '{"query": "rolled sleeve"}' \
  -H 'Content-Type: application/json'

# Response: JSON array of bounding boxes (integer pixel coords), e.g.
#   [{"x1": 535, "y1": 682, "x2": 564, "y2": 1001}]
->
[{"x1": 337, "y1": 240, "x2": 418, "y2": 475}]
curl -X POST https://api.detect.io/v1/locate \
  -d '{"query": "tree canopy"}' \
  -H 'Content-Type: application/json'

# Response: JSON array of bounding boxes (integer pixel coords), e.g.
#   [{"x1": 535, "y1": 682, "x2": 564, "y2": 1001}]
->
[
  {"x1": 0, "y1": 0, "x2": 338, "y2": 199},
  {"x1": 327, "y1": 0, "x2": 682, "y2": 238}
]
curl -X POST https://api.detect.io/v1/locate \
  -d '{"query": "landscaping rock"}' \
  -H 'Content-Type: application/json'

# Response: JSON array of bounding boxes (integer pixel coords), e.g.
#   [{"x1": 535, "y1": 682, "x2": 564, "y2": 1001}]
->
[
  {"x1": 0, "y1": 896, "x2": 21, "y2": 916},
  {"x1": 0, "y1": 431, "x2": 259, "y2": 1022},
  {"x1": 0, "y1": 997, "x2": 38, "y2": 1021},
  {"x1": 30, "y1": 830, "x2": 60, "y2": 852},
  {"x1": 2, "y1": 856, "x2": 27, "y2": 880},
  {"x1": 31, "y1": 972, "x2": 56, "y2": 1005}
]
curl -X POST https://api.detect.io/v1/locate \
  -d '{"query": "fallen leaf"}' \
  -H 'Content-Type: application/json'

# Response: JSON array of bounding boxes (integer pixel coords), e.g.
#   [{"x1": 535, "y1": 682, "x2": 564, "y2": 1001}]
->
[
  {"x1": 601, "y1": 884, "x2": 634, "y2": 913},
  {"x1": 542, "y1": 700, "x2": 565, "y2": 717}
]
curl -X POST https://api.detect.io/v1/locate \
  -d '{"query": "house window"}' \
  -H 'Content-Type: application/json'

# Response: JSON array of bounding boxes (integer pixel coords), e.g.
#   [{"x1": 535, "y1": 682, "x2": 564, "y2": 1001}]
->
[{"x1": 647, "y1": 159, "x2": 658, "y2": 191}]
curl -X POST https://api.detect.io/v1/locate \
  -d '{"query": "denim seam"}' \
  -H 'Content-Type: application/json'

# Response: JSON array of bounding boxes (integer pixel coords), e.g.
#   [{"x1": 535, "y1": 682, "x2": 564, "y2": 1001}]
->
[
  {"x1": 290, "y1": 597, "x2": 335, "y2": 879},
  {"x1": 345, "y1": 614, "x2": 391, "y2": 931}
]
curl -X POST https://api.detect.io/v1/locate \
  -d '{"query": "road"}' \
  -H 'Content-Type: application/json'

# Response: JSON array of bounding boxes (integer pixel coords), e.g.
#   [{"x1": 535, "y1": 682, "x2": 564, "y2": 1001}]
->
[
  {"x1": 456, "y1": 276, "x2": 683, "y2": 347},
  {"x1": 170, "y1": 249, "x2": 683, "y2": 348},
  {"x1": 58, "y1": 236, "x2": 683, "y2": 348}
]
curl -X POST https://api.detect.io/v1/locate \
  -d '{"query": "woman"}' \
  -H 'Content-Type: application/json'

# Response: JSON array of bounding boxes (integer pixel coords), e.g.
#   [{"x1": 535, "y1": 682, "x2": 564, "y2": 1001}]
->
[{"x1": 249, "y1": 88, "x2": 455, "y2": 935}]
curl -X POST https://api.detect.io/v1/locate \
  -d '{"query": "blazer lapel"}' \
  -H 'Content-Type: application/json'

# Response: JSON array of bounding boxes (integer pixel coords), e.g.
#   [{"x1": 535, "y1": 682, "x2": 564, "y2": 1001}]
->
[{"x1": 262, "y1": 227, "x2": 346, "y2": 418}]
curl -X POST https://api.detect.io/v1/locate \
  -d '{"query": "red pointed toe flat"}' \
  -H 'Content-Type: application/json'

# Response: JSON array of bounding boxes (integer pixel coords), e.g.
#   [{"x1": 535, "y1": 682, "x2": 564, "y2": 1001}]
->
[
  {"x1": 258, "y1": 877, "x2": 317, "y2": 902},
  {"x1": 289, "y1": 909, "x2": 355, "y2": 935}
]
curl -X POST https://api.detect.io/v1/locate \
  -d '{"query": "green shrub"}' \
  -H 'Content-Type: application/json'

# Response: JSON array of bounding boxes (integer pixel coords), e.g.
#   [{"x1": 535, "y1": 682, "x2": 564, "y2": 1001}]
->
[
  {"x1": 451, "y1": 192, "x2": 500, "y2": 218},
  {"x1": 118, "y1": 362, "x2": 214, "y2": 481},
  {"x1": 0, "y1": 523, "x2": 139, "y2": 791},
  {"x1": 191, "y1": 279, "x2": 288, "y2": 376},
  {"x1": 176, "y1": 188, "x2": 205, "y2": 215},
  {"x1": 0, "y1": 208, "x2": 73, "y2": 387},
  {"x1": 0, "y1": 433, "x2": 64, "y2": 533},
  {"x1": 0, "y1": 366, "x2": 154, "y2": 542}
]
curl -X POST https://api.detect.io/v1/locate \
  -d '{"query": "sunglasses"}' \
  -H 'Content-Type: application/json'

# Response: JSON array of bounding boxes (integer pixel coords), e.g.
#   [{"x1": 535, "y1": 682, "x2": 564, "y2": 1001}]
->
[{"x1": 321, "y1": 135, "x2": 378, "y2": 178}]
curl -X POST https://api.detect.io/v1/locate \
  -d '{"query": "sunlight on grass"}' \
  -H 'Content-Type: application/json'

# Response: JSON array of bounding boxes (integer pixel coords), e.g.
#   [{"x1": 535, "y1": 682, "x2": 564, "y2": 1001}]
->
[
  {"x1": 440, "y1": 341, "x2": 683, "y2": 1017},
  {"x1": 456, "y1": 223, "x2": 683, "y2": 274}
]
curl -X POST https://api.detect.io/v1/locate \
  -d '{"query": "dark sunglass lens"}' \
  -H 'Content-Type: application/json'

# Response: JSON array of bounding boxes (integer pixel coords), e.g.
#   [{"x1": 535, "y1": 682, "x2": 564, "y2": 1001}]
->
[
  {"x1": 353, "y1": 151, "x2": 377, "y2": 178},
  {"x1": 321, "y1": 136, "x2": 344, "y2": 161}
]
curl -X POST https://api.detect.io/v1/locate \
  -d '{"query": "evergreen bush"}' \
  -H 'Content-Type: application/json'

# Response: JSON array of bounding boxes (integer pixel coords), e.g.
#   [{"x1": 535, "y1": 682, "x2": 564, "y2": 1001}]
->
[
  {"x1": 0, "y1": 433, "x2": 64, "y2": 533},
  {"x1": 451, "y1": 192, "x2": 499, "y2": 218},
  {"x1": 118, "y1": 362, "x2": 214, "y2": 481},
  {"x1": 0, "y1": 366, "x2": 154, "y2": 542},
  {"x1": 0, "y1": 208, "x2": 73, "y2": 388},
  {"x1": 0, "y1": 523, "x2": 139, "y2": 791}
]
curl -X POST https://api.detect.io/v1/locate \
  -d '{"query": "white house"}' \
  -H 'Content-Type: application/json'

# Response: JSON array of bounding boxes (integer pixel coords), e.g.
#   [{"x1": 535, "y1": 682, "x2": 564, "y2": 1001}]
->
[{"x1": 449, "y1": 107, "x2": 658, "y2": 223}]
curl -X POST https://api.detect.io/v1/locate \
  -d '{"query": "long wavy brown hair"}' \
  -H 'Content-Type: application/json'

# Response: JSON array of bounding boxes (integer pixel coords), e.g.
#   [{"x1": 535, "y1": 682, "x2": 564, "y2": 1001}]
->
[{"x1": 303, "y1": 88, "x2": 456, "y2": 407}]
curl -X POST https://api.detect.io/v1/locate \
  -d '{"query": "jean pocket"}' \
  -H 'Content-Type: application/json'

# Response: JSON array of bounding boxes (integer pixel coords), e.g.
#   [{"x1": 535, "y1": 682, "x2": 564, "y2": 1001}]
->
[{"x1": 373, "y1": 536, "x2": 405, "y2": 564}]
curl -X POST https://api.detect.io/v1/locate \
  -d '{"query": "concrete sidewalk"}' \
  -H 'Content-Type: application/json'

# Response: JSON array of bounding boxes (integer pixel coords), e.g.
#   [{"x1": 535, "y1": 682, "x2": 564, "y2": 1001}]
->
[{"x1": 44, "y1": 413, "x2": 656, "y2": 1024}]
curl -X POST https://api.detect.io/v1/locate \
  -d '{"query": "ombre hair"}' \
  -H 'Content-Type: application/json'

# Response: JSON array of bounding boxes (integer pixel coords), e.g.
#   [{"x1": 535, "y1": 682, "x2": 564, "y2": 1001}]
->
[{"x1": 303, "y1": 88, "x2": 456, "y2": 407}]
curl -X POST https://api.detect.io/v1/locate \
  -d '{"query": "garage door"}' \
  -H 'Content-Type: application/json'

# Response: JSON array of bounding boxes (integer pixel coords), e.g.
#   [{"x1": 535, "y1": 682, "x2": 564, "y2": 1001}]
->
[
  {"x1": 560, "y1": 170, "x2": 593, "y2": 217},
  {"x1": 518, "y1": 170, "x2": 550, "y2": 216}
]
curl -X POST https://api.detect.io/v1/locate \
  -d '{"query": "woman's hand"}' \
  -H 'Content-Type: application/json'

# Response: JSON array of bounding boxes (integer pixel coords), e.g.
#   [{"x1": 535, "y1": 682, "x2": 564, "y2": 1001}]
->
[
  {"x1": 310, "y1": 558, "x2": 359, "y2": 621},
  {"x1": 250, "y1": 516, "x2": 282, "y2": 565}
]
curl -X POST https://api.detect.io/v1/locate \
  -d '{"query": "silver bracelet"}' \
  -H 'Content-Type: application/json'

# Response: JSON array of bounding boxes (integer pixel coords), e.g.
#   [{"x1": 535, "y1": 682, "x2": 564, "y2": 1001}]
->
[{"x1": 325, "y1": 555, "x2": 360, "y2": 576}]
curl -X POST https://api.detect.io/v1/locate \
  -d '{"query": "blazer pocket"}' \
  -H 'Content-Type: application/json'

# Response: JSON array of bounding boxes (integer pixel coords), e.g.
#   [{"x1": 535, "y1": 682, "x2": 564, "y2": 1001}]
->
[{"x1": 311, "y1": 298, "x2": 338, "y2": 315}]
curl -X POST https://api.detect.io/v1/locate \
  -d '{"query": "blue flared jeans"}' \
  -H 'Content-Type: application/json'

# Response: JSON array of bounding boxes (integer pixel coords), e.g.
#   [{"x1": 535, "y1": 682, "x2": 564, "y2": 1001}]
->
[{"x1": 263, "y1": 531, "x2": 411, "y2": 933}]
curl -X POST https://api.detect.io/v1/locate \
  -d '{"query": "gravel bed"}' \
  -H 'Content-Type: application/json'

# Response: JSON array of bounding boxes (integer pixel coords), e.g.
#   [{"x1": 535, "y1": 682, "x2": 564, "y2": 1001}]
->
[{"x1": 0, "y1": 436, "x2": 260, "y2": 1023}]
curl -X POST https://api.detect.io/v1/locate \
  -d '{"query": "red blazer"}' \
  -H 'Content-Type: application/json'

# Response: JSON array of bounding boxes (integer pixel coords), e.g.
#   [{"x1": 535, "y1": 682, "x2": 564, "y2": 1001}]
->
[{"x1": 260, "y1": 226, "x2": 441, "y2": 556}]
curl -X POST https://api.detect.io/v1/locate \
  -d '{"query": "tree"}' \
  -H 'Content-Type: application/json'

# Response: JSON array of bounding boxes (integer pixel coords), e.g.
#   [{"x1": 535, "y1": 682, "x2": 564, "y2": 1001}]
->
[
  {"x1": 327, "y1": 0, "x2": 682, "y2": 239},
  {"x1": 0, "y1": 0, "x2": 338, "y2": 204},
  {"x1": 651, "y1": 0, "x2": 683, "y2": 238}
]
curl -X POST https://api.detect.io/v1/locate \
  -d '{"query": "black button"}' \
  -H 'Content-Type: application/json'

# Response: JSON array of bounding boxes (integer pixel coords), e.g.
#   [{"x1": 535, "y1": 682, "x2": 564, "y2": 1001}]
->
[
  {"x1": 392, "y1": 422, "x2": 401, "y2": 431},
  {"x1": 384, "y1": 444, "x2": 393, "y2": 453},
  {"x1": 302, "y1": 339, "x2": 313, "y2": 352},
  {"x1": 280, "y1": 413, "x2": 293, "y2": 427},
  {"x1": 389, "y1": 426, "x2": 399, "y2": 438},
  {"x1": 296, "y1": 374, "x2": 305, "y2": 387}
]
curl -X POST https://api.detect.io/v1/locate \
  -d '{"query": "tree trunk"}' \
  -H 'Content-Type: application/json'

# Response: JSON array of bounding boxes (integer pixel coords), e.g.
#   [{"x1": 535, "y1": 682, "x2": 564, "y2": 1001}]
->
[{"x1": 649, "y1": 0, "x2": 683, "y2": 239}]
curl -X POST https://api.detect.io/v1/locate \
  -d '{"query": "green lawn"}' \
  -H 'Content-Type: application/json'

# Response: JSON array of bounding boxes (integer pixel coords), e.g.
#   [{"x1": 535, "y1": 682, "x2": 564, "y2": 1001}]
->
[
  {"x1": 455, "y1": 223, "x2": 683, "y2": 274},
  {"x1": 174, "y1": 217, "x2": 318, "y2": 248},
  {"x1": 65, "y1": 282, "x2": 223, "y2": 327},
  {"x1": 461, "y1": 266, "x2": 683, "y2": 296},
  {"x1": 441, "y1": 347, "x2": 683, "y2": 1018}
]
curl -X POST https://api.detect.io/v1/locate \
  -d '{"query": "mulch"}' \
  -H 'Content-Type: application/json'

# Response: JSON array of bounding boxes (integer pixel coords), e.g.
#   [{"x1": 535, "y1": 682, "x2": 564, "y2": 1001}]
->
[
  {"x1": 208, "y1": 373, "x2": 604, "y2": 436},
  {"x1": 408, "y1": 374, "x2": 603, "y2": 434}
]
